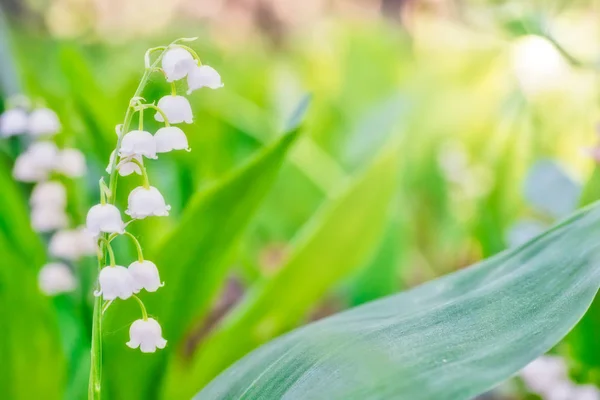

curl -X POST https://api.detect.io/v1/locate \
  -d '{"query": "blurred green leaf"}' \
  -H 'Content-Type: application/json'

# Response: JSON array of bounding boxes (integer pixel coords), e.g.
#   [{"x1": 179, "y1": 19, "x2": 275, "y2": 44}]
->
[
  {"x1": 161, "y1": 137, "x2": 400, "y2": 399},
  {"x1": 195, "y1": 202, "x2": 600, "y2": 399}
]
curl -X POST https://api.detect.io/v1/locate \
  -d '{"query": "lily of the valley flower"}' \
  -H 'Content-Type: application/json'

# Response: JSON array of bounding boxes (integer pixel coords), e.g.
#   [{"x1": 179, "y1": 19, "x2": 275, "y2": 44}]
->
[
  {"x1": 0, "y1": 108, "x2": 28, "y2": 137},
  {"x1": 154, "y1": 95, "x2": 193, "y2": 124},
  {"x1": 27, "y1": 108, "x2": 61, "y2": 136},
  {"x1": 28, "y1": 141, "x2": 59, "y2": 170},
  {"x1": 120, "y1": 130, "x2": 157, "y2": 159},
  {"x1": 161, "y1": 47, "x2": 197, "y2": 82},
  {"x1": 38, "y1": 262, "x2": 77, "y2": 295},
  {"x1": 155, "y1": 126, "x2": 190, "y2": 153},
  {"x1": 86, "y1": 204, "x2": 125, "y2": 236},
  {"x1": 107, "y1": 151, "x2": 144, "y2": 176},
  {"x1": 30, "y1": 181, "x2": 67, "y2": 208},
  {"x1": 49, "y1": 228, "x2": 97, "y2": 261},
  {"x1": 187, "y1": 65, "x2": 223, "y2": 94},
  {"x1": 126, "y1": 186, "x2": 171, "y2": 219},
  {"x1": 126, "y1": 318, "x2": 167, "y2": 353},
  {"x1": 129, "y1": 260, "x2": 164, "y2": 292},
  {"x1": 13, "y1": 153, "x2": 49, "y2": 182},
  {"x1": 57, "y1": 148, "x2": 87, "y2": 177},
  {"x1": 31, "y1": 206, "x2": 69, "y2": 232},
  {"x1": 94, "y1": 265, "x2": 138, "y2": 300}
]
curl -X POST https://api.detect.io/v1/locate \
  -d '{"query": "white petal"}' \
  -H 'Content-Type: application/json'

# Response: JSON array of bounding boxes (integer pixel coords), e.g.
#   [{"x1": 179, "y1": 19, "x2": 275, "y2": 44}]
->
[
  {"x1": 125, "y1": 186, "x2": 171, "y2": 219},
  {"x1": 107, "y1": 151, "x2": 144, "y2": 176},
  {"x1": 27, "y1": 108, "x2": 61, "y2": 136},
  {"x1": 31, "y1": 206, "x2": 69, "y2": 232},
  {"x1": 96, "y1": 265, "x2": 136, "y2": 301},
  {"x1": 13, "y1": 154, "x2": 49, "y2": 182},
  {"x1": 86, "y1": 204, "x2": 125, "y2": 236},
  {"x1": 31, "y1": 181, "x2": 67, "y2": 208},
  {"x1": 129, "y1": 260, "x2": 163, "y2": 292},
  {"x1": 38, "y1": 262, "x2": 76, "y2": 295},
  {"x1": 155, "y1": 96, "x2": 193, "y2": 124},
  {"x1": 119, "y1": 130, "x2": 157, "y2": 159},
  {"x1": 0, "y1": 108, "x2": 28, "y2": 137},
  {"x1": 187, "y1": 65, "x2": 224, "y2": 94},
  {"x1": 155, "y1": 126, "x2": 190, "y2": 153},
  {"x1": 161, "y1": 47, "x2": 197, "y2": 82},
  {"x1": 49, "y1": 229, "x2": 81, "y2": 260},
  {"x1": 27, "y1": 141, "x2": 59, "y2": 170},
  {"x1": 127, "y1": 318, "x2": 167, "y2": 353},
  {"x1": 56, "y1": 148, "x2": 87, "y2": 177}
]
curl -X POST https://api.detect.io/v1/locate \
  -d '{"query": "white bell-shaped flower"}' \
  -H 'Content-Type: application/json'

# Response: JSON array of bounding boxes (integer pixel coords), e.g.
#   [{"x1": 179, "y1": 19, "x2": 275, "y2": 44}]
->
[
  {"x1": 31, "y1": 181, "x2": 67, "y2": 208},
  {"x1": 94, "y1": 265, "x2": 138, "y2": 300},
  {"x1": 125, "y1": 186, "x2": 171, "y2": 219},
  {"x1": 155, "y1": 126, "x2": 190, "y2": 153},
  {"x1": 31, "y1": 206, "x2": 69, "y2": 232},
  {"x1": 77, "y1": 227, "x2": 98, "y2": 256},
  {"x1": 126, "y1": 318, "x2": 167, "y2": 353},
  {"x1": 155, "y1": 95, "x2": 193, "y2": 124},
  {"x1": 38, "y1": 262, "x2": 77, "y2": 295},
  {"x1": 86, "y1": 204, "x2": 125, "y2": 236},
  {"x1": 49, "y1": 227, "x2": 96, "y2": 260},
  {"x1": 0, "y1": 108, "x2": 28, "y2": 137},
  {"x1": 56, "y1": 148, "x2": 87, "y2": 177},
  {"x1": 129, "y1": 260, "x2": 164, "y2": 292},
  {"x1": 187, "y1": 65, "x2": 224, "y2": 94},
  {"x1": 27, "y1": 108, "x2": 61, "y2": 136},
  {"x1": 161, "y1": 47, "x2": 197, "y2": 82},
  {"x1": 106, "y1": 151, "x2": 144, "y2": 176},
  {"x1": 27, "y1": 141, "x2": 59, "y2": 170},
  {"x1": 119, "y1": 130, "x2": 157, "y2": 159},
  {"x1": 13, "y1": 153, "x2": 49, "y2": 182}
]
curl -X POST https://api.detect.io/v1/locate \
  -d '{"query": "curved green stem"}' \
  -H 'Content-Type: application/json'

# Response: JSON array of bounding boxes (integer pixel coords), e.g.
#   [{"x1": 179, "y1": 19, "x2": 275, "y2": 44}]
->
[
  {"x1": 132, "y1": 295, "x2": 149, "y2": 321},
  {"x1": 139, "y1": 103, "x2": 170, "y2": 126},
  {"x1": 128, "y1": 158, "x2": 150, "y2": 189},
  {"x1": 123, "y1": 231, "x2": 144, "y2": 263}
]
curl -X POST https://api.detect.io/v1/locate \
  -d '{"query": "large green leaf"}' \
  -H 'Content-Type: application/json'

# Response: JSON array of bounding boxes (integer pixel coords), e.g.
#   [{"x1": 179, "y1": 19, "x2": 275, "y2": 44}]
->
[
  {"x1": 161, "y1": 138, "x2": 401, "y2": 399},
  {"x1": 103, "y1": 102, "x2": 306, "y2": 400},
  {"x1": 195, "y1": 202, "x2": 600, "y2": 399}
]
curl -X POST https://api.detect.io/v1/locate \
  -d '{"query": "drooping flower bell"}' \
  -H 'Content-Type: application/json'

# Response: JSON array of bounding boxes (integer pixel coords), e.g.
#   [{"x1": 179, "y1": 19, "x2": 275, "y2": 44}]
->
[
  {"x1": 125, "y1": 186, "x2": 171, "y2": 219},
  {"x1": 38, "y1": 262, "x2": 77, "y2": 295},
  {"x1": 119, "y1": 130, "x2": 157, "y2": 159},
  {"x1": 49, "y1": 228, "x2": 97, "y2": 261},
  {"x1": 155, "y1": 126, "x2": 190, "y2": 153},
  {"x1": 27, "y1": 141, "x2": 59, "y2": 170},
  {"x1": 56, "y1": 148, "x2": 87, "y2": 177},
  {"x1": 27, "y1": 108, "x2": 61, "y2": 136},
  {"x1": 106, "y1": 151, "x2": 144, "y2": 176},
  {"x1": 126, "y1": 318, "x2": 167, "y2": 353},
  {"x1": 187, "y1": 65, "x2": 224, "y2": 94},
  {"x1": 30, "y1": 181, "x2": 67, "y2": 208},
  {"x1": 161, "y1": 47, "x2": 197, "y2": 82},
  {"x1": 94, "y1": 265, "x2": 138, "y2": 300},
  {"x1": 13, "y1": 153, "x2": 49, "y2": 182},
  {"x1": 154, "y1": 95, "x2": 193, "y2": 124},
  {"x1": 0, "y1": 108, "x2": 28, "y2": 137},
  {"x1": 31, "y1": 206, "x2": 69, "y2": 232},
  {"x1": 86, "y1": 204, "x2": 125, "y2": 236},
  {"x1": 129, "y1": 260, "x2": 164, "y2": 292}
]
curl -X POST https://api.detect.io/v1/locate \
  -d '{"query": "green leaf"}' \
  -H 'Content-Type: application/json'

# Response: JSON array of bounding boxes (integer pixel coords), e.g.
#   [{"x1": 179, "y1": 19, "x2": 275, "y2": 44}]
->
[
  {"x1": 195, "y1": 202, "x2": 600, "y2": 399},
  {"x1": 161, "y1": 138, "x2": 401, "y2": 399},
  {"x1": 103, "y1": 104, "x2": 306, "y2": 400}
]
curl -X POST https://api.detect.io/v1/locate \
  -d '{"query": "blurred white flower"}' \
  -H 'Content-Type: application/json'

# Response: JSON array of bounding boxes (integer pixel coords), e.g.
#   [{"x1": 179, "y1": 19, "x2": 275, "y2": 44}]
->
[
  {"x1": 56, "y1": 148, "x2": 87, "y2": 177},
  {"x1": 154, "y1": 126, "x2": 190, "y2": 153},
  {"x1": 94, "y1": 265, "x2": 138, "y2": 300},
  {"x1": 49, "y1": 228, "x2": 97, "y2": 260},
  {"x1": 187, "y1": 65, "x2": 223, "y2": 94},
  {"x1": 119, "y1": 130, "x2": 157, "y2": 159},
  {"x1": 31, "y1": 206, "x2": 69, "y2": 232},
  {"x1": 38, "y1": 262, "x2": 77, "y2": 295},
  {"x1": 86, "y1": 204, "x2": 125, "y2": 236},
  {"x1": 162, "y1": 47, "x2": 197, "y2": 82},
  {"x1": 0, "y1": 108, "x2": 28, "y2": 137},
  {"x1": 30, "y1": 181, "x2": 67, "y2": 208},
  {"x1": 27, "y1": 108, "x2": 61, "y2": 136},
  {"x1": 27, "y1": 141, "x2": 59, "y2": 170},
  {"x1": 106, "y1": 151, "x2": 144, "y2": 176},
  {"x1": 126, "y1": 318, "x2": 167, "y2": 353},
  {"x1": 13, "y1": 153, "x2": 49, "y2": 182},
  {"x1": 155, "y1": 95, "x2": 193, "y2": 124},
  {"x1": 125, "y1": 186, "x2": 171, "y2": 219},
  {"x1": 129, "y1": 260, "x2": 163, "y2": 292}
]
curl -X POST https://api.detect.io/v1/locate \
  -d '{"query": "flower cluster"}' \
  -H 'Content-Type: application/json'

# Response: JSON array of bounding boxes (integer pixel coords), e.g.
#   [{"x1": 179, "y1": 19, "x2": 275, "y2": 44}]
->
[
  {"x1": 0, "y1": 101, "x2": 94, "y2": 295},
  {"x1": 87, "y1": 42, "x2": 222, "y2": 353}
]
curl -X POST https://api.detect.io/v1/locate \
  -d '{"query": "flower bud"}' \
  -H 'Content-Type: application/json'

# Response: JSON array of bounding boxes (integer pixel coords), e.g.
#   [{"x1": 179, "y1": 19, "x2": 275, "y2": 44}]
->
[
  {"x1": 129, "y1": 260, "x2": 163, "y2": 292},
  {"x1": 155, "y1": 95, "x2": 193, "y2": 124},
  {"x1": 155, "y1": 126, "x2": 190, "y2": 153},
  {"x1": 126, "y1": 318, "x2": 167, "y2": 353},
  {"x1": 94, "y1": 265, "x2": 138, "y2": 300},
  {"x1": 125, "y1": 186, "x2": 171, "y2": 219},
  {"x1": 119, "y1": 130, "x2": 157, "y2": 159},
  {"x1": 56, "y1": 148, "x2": 87, "y2": 177},
  {"x1": 31, "y1": 181, "x2": 67, "y2": 208},
  {"x1": 0, "y1": 108, "x2": 28, "y2": 137},
  {"x1": 38, "y1": 262, "x2": 76, "y2": 295},
  {"x1": 27, "y1": 108, "x2": 61, "y2": 136},
  {"x1": 187, "y1": 65, "x2": 223, "y2": 94},
  {"x1": 106, "y1": 151, "x2": 144, "y2": 176},
  {"x1": 31, "y1": 206, "x2": 69, "y2": 232},
  {"x1": 86, "y1": 204, "x2": 125, "y2": 236},
  {"x1": 161, "y1": 47, "x2": 197, "y2": 82}
]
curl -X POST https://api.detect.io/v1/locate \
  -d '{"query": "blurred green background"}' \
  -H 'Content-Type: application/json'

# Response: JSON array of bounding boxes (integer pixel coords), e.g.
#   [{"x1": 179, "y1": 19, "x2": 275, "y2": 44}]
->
[{"x1": 0, "y1": 0, "x2": 599, "y2": 399}]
